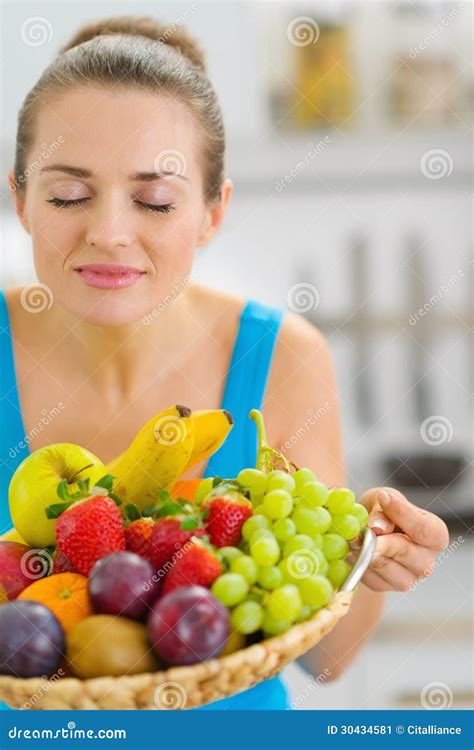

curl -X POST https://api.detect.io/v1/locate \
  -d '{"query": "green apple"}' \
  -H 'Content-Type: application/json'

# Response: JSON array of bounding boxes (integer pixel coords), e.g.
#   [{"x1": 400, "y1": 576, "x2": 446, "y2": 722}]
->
[{"x1": 9, "y1": 444, "x2": 106, "y2": 547}]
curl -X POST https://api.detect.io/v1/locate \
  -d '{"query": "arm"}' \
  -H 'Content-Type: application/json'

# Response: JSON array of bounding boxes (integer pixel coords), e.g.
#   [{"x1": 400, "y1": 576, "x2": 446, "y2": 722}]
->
[{"x1": 265, "y1": 312, "x2": 385, "y2": 680}]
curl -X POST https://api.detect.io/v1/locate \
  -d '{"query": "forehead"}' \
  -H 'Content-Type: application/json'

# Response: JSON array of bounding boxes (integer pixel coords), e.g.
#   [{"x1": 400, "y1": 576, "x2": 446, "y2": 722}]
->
[{"x1": 34, "y1": 86, "x2": 198, "y2": 178}]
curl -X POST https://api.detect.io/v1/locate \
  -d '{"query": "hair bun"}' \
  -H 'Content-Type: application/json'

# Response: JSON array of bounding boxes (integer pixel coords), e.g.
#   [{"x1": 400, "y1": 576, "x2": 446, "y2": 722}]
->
[{"x1": 59, "y1": 15, "x2": 207, "y2": 72}]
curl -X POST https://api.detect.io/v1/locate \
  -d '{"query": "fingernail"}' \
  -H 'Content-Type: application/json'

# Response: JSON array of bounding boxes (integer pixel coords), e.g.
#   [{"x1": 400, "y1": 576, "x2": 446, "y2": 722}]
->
[
  {"x1": 377, "y1": 490, "x2": 391, "y2": 506},
  {"x1": 368, "y1": 517, "x2": 392, "y2": 533}
]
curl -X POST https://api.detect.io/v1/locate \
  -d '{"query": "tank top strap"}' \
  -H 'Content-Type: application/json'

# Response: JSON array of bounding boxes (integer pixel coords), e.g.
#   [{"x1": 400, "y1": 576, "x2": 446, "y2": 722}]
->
[
  {"x1": 203, "y1": 299, "x2": 285, "y2": 479},
  {"x1": 0, "y1": 289, "x2": 29, "y2": 533}
]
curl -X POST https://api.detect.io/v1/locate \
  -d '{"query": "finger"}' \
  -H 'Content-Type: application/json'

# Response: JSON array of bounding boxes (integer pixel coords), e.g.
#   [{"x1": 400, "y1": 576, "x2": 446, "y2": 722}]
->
[
  {"x1": 361, "y1": 569, "x2": 393, "y2": 592},
  {"x1": 369, "y1": 556, "x2": 418, "y2": 592},
  {"x1": 378, "y1": 489, "x2": 449, "y2": 550},
  {"x1": 374, "y1": 533, "x2": 437, "y2": 577},
  {"x1": 368, "y1": 507, "x2": 396, "y2": 535}
]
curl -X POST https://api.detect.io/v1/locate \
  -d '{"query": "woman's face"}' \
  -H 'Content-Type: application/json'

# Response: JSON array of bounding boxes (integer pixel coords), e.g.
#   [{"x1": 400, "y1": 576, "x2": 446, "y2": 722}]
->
[{"x1": 11, "y1": 86, "x2": 231, "y2": 325}]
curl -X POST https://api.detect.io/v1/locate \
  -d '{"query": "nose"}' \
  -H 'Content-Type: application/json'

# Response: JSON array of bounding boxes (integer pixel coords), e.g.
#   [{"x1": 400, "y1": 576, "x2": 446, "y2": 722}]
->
[{"x1": 85, "y1": 193, "x2": 135, "y2": 250}]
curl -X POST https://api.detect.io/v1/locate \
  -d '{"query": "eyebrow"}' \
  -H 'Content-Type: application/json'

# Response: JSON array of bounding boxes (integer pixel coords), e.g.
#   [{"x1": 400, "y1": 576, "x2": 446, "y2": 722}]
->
[{"x1": 39, "y1": 164, "x2": 189, "y2": 182}]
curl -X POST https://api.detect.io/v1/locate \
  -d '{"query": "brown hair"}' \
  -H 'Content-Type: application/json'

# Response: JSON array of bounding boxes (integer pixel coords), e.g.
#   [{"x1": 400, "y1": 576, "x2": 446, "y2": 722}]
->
[{"x1": 14, "y1": 15, "x2": 225, "y2": 201}]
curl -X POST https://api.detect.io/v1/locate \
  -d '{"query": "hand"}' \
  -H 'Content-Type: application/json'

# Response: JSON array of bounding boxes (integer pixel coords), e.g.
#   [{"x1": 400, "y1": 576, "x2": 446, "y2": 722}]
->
[{"x1": 357, "y1": 487, "x2": 449, "y2": 592}]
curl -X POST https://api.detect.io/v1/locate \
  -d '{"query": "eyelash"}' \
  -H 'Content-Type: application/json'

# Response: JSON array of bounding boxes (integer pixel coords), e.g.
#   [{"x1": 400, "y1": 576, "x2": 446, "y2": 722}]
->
[{"x1": 46, "y1": 197, "x2": 175, "y2": 214}]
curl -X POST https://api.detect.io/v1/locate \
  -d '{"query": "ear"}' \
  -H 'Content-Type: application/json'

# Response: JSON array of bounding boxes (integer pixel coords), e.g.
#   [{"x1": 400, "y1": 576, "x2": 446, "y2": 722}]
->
[
  {"x1": 8, "y1": 171, "x2": 30, "y2": 234},
  {"x1": 197, "y1": 178, "x2": 233, "y2": 247}
]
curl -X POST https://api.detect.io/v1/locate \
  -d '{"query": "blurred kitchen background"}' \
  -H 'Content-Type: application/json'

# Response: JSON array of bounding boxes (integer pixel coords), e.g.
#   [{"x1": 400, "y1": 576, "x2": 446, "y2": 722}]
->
[{"x1": 1, "y1": 0, "x2": 472, "y2": 710}]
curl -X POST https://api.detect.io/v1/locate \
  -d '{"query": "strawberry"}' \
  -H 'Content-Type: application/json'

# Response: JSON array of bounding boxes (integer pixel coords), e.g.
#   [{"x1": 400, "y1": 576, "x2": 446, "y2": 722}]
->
[
  {"x1": 150, "y1": 517, "x2": 206, "y2": 572},
  {"x1": 55, "y1": 495, "x2": 126, "y2": 576},
  {"x1": 52, "y1": 549, "x2": 78, "y2": 574},
  {"x1": 125, "y1": 517, "x2": 155, "y2": 560},
  {"x1": 162, "y1": 542, "x2": 222, "y2": 595},
  {"x1": 203, "y1": 493, "x2": 253, "y2": 547}
]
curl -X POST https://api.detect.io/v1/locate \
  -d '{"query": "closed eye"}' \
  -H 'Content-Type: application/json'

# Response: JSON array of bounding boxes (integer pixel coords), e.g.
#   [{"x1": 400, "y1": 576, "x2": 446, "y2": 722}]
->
[{"x1": 46, "y1": 197, "x2": 175, "y2": 214}]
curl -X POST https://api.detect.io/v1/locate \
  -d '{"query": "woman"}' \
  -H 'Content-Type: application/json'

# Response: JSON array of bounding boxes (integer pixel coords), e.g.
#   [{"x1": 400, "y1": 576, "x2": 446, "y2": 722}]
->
[{"x1": 0, "y1": 16, "x2": 448, "y2": 710}]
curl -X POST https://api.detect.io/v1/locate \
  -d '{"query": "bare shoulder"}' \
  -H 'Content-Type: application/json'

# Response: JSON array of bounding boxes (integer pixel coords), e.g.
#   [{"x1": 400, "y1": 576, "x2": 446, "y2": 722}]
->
[
  {"x1": 187, "y1": 282, "x2": 247, "y2": 341},
  {"x1": 269, "y1": 310, "x2": 336, "y2": 391}
]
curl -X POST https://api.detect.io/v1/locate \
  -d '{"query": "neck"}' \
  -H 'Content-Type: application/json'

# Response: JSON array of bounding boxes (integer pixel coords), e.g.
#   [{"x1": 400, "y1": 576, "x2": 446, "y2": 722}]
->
[{"x1": 31, "y1": 283, "x2": 201, "y2": 405}]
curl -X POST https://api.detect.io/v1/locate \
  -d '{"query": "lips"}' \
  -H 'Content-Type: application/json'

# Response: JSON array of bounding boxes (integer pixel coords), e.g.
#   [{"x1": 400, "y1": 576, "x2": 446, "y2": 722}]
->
[
  {"x1": 75, "y1": 264, "x2": 144, "y2": 275},
  {"x1": 74, "y1": 264, "x2": 145, "y2": 290}
]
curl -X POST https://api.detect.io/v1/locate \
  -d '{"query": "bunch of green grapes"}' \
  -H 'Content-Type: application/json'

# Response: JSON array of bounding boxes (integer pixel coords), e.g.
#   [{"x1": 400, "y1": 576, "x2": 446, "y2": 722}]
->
[{"x1": 209, "y1": 467, "x2": 368, "y2": 638}]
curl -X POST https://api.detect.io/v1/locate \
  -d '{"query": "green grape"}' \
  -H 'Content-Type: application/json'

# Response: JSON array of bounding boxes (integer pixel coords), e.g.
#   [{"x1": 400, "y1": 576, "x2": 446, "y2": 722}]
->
[
  {"x1": 250, "y1": 533, "x2": 280, "y2": 566},
  {"x1": 284, "y1": 547, "x2": 325, "y2": 581},
  {"x1": 250, "y1": 528, "x2": 273, "y2": 545},
  {"x1": 237, "y1": 468, "x2": 269, "y2": 498},
  {"x1": 292, "y1": 507, "x2": 331, "y2": 536},
  {"x1": 295, "y1": 604, "x2": 314, "y2": 623},
  {"x1": 322, "y1": 533, "x2": 349, "y2": 561},
  {"x1": 283, "y1": 534, "x2": 314, "y2": 558},
  {"x1": 352, "y1": 503, "x2": 369, "y2": 528},
  {"x1": 230, "y1": 600, "x2": 264, "y2": 634},
  {"x1": 230, "y1": 554, "x2": 258, "y2": 584},
  {"x1": 296, "y1": 481, "x2": 329, "y2": 509},
  {"x1": 252, "y1": 503, "x2": 265, "y2": 514},
  {"x1": 327, "y1": 488, "x2": 356, "y2": 514},
  {"x1": 266, "y1": 470, "x2": 296, "y2": 494},
  {"x1": 266, "y1": 584, "x2": 302, "y2": 622},
  {"x1": 217, "y1": 546, "x2": 243, "y2": 565},
  {"x1": 329, "y1": 513, "x2": 360, "y2": 540},
  {"x1": 262, "y1": 610, "x2": 291, "y2": 636},
  {"x1": 257, "y1": 565, "x2": 283, "y2": 590},
  {"x1": 211, "y1": 573, "x2": 248, "y2": 607},
  {"x1": 312, "y1": 533, "x2": 323, "y2": 549},
  {"x1": 194, "y1": 477, "x2": 215, "y2": 505},
  {"x1": 263, "y1": 489, "x2": 293, "y2": 520},
  {"x1": 327, "y1": 559, "x2": 351, "y2": 589},
  {"x1": 293, "y1": 467, "x2": 317, "y2": 490},
  {"x1": 298, "y1": 575, "x2": 333, "y2": 607},
  {"x1": 273, "y1": 517, "x2": 296, "y2": 541},
  {"x1": 242, "y1": 514, "x2": 270, "y2": 541}
]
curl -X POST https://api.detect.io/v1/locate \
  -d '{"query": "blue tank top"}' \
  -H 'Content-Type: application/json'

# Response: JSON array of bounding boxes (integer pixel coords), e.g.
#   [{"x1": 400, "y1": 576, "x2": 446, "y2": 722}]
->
[{"x1": 0, "y1": 289, "x2": 289, "y2": 710}]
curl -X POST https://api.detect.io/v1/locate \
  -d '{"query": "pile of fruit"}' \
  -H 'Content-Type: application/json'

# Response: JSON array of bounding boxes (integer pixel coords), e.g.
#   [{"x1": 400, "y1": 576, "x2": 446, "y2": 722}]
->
[{"x1": 0, "y1": 406, "x2": 368, "y2": 683}]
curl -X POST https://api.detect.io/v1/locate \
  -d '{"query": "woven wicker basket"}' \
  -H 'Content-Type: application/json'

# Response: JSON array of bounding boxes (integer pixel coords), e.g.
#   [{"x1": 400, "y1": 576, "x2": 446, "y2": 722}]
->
[{"x1": 0, "y1": 531, "x2": 376, "y2": 710}]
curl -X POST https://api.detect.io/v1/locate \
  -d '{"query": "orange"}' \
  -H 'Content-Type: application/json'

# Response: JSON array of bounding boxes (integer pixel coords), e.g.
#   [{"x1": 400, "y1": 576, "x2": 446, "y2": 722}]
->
[
  {"x1": 171, "y1": 478, "x2": 202, "y2": 502},
  {"x1": 18, "y1": 572, "x2": 92, "y2": 633}
]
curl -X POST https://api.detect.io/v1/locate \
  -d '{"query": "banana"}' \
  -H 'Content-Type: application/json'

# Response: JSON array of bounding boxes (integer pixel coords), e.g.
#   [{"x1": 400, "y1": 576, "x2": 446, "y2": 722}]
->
[
  {"x1": 106, "y1": 405, "x2": 195, "y2": 509},
  {"x1": 182, "y1": 409, "x2": 234, "y2": 474}
]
